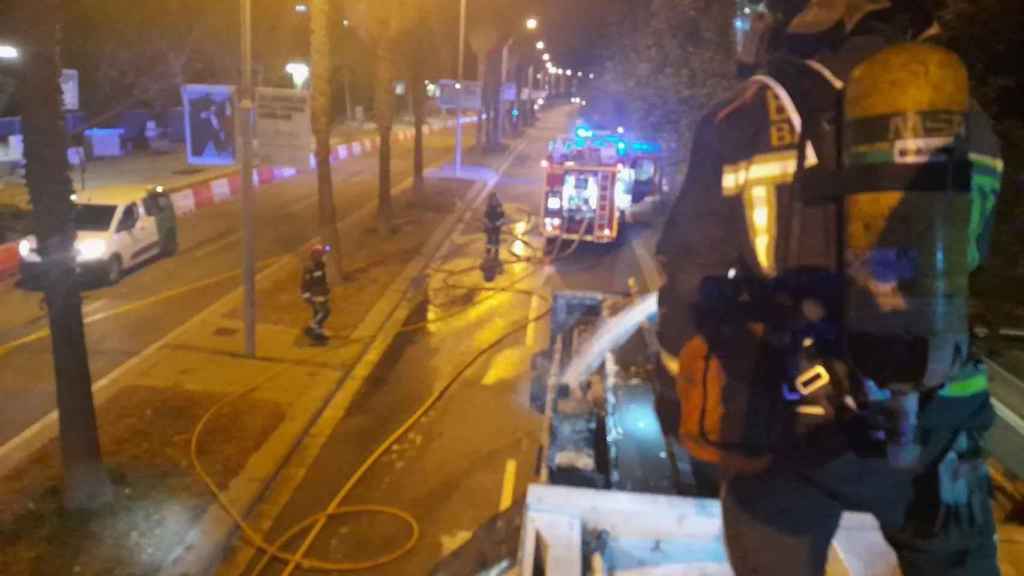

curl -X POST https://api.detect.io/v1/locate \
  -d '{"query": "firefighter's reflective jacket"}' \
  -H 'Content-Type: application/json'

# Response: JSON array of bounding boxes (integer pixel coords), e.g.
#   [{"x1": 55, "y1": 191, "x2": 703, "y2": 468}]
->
[
  {"x1": 656, "y1": 35, "x2": 1004, "y2": 465},
  {"x1": 301, "y1": 261, "x2": 330, "y2": 300}
]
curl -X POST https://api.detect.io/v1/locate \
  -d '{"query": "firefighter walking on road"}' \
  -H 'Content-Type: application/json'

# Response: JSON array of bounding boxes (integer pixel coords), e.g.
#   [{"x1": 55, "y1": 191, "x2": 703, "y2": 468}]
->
[
  {"x1": 656, "y1": 1, "x2": 1005, "y2": 574},
  {"x1": 484, "y1": 191, "x2": 506, "y2": 259},
  {"x1": 301, "y1": 244, "x2": 331, "y2": 342}
]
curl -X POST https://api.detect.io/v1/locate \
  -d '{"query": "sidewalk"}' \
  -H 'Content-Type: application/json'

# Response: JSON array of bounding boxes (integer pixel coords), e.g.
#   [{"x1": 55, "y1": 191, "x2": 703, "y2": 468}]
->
[{"x1": 0, "y1": 157, "x2": 491, "y2": 575}]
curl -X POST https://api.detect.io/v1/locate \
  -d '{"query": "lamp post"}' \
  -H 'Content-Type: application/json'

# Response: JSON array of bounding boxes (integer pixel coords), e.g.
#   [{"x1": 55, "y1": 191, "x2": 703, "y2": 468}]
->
[
  {"x1": 454, "y1": 0, "x2": 466, "y2": 176},
  {"x1": 0, "y1": 45, "x2": 19, "y2": 60},
  {"x1": 239, "y1": 0, "x2": 256, "y2": 357}
]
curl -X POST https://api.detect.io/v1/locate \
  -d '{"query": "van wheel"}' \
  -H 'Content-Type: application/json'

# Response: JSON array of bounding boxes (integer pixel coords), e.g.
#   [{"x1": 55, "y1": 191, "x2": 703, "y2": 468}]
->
[{"x1": 106, "y1": 255, "x2": 123, "y2": 285}]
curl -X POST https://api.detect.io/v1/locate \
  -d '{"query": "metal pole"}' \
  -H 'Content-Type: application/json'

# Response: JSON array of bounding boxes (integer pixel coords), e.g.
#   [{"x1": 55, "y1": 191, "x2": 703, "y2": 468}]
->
[
  {"x1": 454, "y1": 0, "x2": 466, "y2": 176},
  {"x1": 526, "y1": 64, "x2": 534, "y2": 125},
  {"x1": 240, "y1": 0, "x2": 256, "y2": 357}
]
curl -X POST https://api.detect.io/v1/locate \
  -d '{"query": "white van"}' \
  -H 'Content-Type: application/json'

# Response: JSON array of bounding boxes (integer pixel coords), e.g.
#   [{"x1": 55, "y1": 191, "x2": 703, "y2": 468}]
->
[{"x1": 18, "y1": 189, "x2": 177, "y2": 285}]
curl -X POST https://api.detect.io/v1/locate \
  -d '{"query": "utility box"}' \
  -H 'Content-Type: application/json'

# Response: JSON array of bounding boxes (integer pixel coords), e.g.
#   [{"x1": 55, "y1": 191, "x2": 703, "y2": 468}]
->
[{"x1": 84, "y1": 128, "x2": 125, "y2": 158}]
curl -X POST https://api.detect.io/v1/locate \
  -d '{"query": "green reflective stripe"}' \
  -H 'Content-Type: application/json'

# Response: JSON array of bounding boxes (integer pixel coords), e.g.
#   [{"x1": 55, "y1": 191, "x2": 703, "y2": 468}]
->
[
  {"x1": 940, "y1": 371, "x2": 989, "y2": 398},
  {"x1": 973, "y1": 173, "x2": 1002, "y2": 190}
]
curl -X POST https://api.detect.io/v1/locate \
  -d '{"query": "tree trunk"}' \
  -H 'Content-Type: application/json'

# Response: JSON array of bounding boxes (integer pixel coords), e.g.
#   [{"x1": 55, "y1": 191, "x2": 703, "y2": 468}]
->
[
  {"x1": 17, "y1": 0, "x2": 112, "y2": 511},
  {"x1": 476, "y1": 57, "x2": 486, "y2": 149},
  {"x1": 374, "y1": 40, "x2": 396, "y2": 230},
  {"x1": 343, "y1": 68, "x2": 353, "y2": 123},
  {"x1": 411, "y1": 50, "x2": 426, "y2": 194},
  {"x1": 311, "y1": 0, "x2": 343, "y2": 280}
]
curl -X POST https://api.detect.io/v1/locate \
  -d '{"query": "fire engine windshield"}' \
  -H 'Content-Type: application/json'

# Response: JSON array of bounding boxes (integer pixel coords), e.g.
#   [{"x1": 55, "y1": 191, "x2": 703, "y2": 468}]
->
[{"x1": 563, "y1": 172, "x2": 599, "y2": 212}]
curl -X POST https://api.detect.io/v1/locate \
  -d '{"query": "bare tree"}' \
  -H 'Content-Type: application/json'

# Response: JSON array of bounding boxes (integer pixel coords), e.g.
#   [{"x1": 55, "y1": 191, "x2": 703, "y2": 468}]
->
[
  {"x1": 14, "y1": 0, "x2": 112, "y2": 510},
  {"x1": 349, "y1": 0, "x2": 417, "y2": 231},
  {"x1": 310, "y1": 0, "x2": 344, "y2": 278}
]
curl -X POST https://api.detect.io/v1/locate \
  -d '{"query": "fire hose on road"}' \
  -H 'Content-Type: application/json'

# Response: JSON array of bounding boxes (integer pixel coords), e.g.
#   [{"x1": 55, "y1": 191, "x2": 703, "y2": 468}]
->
[{"x1": 190, "y1": 212, "x2": 598, "y2": 574}]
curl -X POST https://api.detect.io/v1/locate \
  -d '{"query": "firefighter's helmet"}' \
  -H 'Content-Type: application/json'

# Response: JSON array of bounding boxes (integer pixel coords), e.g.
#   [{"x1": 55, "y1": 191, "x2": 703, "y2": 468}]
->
[{"x1": 309, "y1": 243, "x2": 327, "y2": 261}]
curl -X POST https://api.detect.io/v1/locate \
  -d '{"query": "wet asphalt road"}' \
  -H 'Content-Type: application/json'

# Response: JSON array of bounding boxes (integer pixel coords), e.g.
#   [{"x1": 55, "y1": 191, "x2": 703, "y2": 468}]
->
[{"x1": 223, "y1": 106, "x2": 671, "y2": 576}]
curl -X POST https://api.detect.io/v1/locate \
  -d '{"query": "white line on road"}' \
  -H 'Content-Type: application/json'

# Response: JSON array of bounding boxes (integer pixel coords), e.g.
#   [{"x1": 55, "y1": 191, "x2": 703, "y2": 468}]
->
[{"x1": 499, "y1": 458, "x2": 517, "y2": 512}]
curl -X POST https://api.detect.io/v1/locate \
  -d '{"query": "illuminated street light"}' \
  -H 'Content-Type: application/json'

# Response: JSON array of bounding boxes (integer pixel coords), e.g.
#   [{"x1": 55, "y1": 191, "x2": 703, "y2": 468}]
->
[
  {"x1": 285, "y1": 61, "x2": 310, "y2": 89},
  {"x1": 536, "y1": 40, "x2": 545, "y2": 50},
  {"x1": 294, "y1": 3, "x2": 309, "y2": 13},
  {"x1": 589, "y1": 73, "x2": 596, "y2": 79},
  {"x1": 577, "y1": 71, "x2": 583, "y2": 77},
  {"x1": 525, "y1": 17, "x2": 538, "y2": 30},
  {"x1": 342, "y1": 18, "x2": 350, "y2": 27},
  {"x1": 0, "y1": 45, "x2": 18, "y2": 60},
  {"x1": 566, "y1": 68, "x2": 573, "y2": 76},
  {"x1": 542, "y1": 53, "x2": 550, "y2": 62}
]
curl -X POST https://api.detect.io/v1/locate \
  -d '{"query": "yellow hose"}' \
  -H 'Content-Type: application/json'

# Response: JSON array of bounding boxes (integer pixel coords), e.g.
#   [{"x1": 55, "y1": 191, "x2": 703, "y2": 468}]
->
[{"x1": 189, "y1": 214, "x2": 594, "y2": 574}]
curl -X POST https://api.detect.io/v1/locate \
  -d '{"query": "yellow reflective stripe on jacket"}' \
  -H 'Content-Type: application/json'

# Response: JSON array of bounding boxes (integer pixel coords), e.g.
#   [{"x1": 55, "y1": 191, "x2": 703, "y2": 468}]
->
[
  {"x1": 939, "y1": 364, "x2": 989, "y2": 398},
  {"x1": 969, "y1": 152, "x2": 1004, "y2": 173},
  {"x1": 721, "y1": 150, "x2": 799, "y2": 276}
]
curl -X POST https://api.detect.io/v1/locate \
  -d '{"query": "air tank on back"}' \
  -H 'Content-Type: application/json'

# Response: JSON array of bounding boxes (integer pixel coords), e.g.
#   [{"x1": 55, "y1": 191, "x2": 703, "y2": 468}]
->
[{"x1": 842, "y1": 43, "x2": 972, "y2": 465}]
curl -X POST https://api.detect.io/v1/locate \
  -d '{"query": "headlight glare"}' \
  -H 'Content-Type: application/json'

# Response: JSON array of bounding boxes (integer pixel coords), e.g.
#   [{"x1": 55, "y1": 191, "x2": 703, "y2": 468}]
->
[{"x1": 76, "y1": 238, "x2": 108, "y2": 261}]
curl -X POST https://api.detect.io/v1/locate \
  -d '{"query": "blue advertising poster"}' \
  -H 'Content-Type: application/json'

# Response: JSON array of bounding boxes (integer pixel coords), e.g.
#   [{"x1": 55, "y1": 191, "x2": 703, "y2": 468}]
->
[{"x1": 181, "y1": 84, "x2": 237, "y2": 166}]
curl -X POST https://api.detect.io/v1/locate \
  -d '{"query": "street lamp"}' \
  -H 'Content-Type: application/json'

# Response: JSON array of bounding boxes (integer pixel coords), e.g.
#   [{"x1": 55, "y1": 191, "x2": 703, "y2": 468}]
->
[
  {"x1": 0, "y1": 45, "x2": 18, "y2": 60},
  {"x1": 342, "y1": 18, "x2": 350, "y2": 27},
  {"x1": 294, "y1": 3, "x2": 309, "y2": 13},
  {"x1": 589, "y1": 73, "x2": 595, "y2": 79},
  {"x1": 542, "y1": 53, "x2": 550, "y2": 62},
  {"x1": 285, "y1": 61, "x2": 310, "y2": 89},
  {"x1": 536, "y1": 40, "x2": 545, "y2": 50},
  {"x1": 525, "y1": 17, "x2": 538, "y2": 31}
]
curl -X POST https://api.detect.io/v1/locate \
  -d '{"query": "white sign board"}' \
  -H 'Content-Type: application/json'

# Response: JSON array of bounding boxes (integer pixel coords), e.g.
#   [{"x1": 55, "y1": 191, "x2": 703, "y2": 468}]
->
[
  {"x1": 255, "y1": 87, "x2": 312, "y2": 167},
  {"x1": 437, "y1": 80, "x2": 482, "y2": 110},
  {"x1": 61, "y1": 69, "x2": 79, "y2": 111},
  {"x1": 181, "y1": 84, "x2": 237, "y2": 166}
]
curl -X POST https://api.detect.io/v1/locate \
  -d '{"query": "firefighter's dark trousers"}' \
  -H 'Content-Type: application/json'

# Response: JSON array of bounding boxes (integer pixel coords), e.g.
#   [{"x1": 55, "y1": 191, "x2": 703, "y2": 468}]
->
[
  {"x1": 485, "y1": 225, "x2": 501, "y2": 255},
  {"x1": 308, "y1": 298, "x2": 330, "y2": 334},
  {"x1": 722, "y1": 452, "x2": 999, "y2": 576}
]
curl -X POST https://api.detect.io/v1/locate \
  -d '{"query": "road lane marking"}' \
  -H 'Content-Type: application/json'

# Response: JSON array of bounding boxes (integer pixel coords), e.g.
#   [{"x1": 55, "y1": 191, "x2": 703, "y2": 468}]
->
[
  {"x1": 499, "y1": 458, "x2": 517, "y2": 512},
  {"x1": 0, "y1": 259, "x2": 280, "y2": 358}
]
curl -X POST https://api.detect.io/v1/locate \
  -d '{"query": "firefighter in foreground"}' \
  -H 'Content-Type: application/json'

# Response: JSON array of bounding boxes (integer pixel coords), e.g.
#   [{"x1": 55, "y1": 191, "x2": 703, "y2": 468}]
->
[
  {"x1": 656, "y1": 1, "x2": 1004, "y2": 574},
  {"x1": 301, "y1": 244, "x2": 331, "y2": 342}
]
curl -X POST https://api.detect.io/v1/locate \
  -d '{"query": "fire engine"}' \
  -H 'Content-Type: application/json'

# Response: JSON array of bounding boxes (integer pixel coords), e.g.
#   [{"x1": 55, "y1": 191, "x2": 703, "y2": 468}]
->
[{"x1": 541, "y1": 125, "x2": 666, "y2": 254}]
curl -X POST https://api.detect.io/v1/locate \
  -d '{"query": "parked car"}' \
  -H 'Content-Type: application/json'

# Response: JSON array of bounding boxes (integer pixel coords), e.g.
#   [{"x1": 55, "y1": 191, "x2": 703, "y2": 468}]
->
[{"x1": 18, "y1": 186, "x2": 178, "y2": 285}]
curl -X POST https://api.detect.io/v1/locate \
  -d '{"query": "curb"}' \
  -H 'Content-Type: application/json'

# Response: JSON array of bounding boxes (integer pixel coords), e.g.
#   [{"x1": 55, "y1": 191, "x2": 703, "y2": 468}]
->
[{"x1": 173, "y1": 141, "x2": 529, "y2": 576}]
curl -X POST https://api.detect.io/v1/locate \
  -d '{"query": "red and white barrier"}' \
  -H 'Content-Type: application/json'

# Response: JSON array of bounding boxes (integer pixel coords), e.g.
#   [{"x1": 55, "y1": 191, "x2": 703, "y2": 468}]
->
[
  {"x1": 0, "y1": 242, "x2": 18, "y2": 281},
  {"x1": 0, "y1": 118, "x2": 481, "y2": 279}
]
